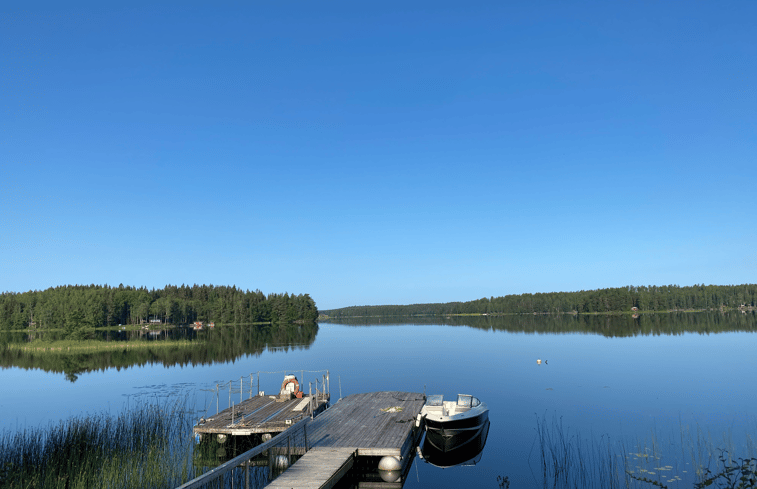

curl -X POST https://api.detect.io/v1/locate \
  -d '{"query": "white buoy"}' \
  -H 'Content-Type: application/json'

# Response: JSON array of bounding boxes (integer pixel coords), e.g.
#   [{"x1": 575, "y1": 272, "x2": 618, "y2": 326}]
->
[
  {"x1": 537, "y1": 359, "x2": 542, "y2": 365},
  {"x1": 378, "y1": 456, "x2": 402, "y2": 483}
]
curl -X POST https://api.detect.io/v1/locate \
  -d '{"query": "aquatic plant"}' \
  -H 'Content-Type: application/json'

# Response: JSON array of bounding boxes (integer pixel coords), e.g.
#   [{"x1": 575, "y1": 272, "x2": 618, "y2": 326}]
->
[
  {"x1": 534, "y1": 415, "x2": 626, "y2": 488},
  {"x1": 533, "y1": 414, "x2": 757, "y2": 489},
  {"x1": 693, "y1": 450, "x2": 757, "y2": 489},
  {"x1": 0, "y1": 397, "x2": 195, "y2": 489}
]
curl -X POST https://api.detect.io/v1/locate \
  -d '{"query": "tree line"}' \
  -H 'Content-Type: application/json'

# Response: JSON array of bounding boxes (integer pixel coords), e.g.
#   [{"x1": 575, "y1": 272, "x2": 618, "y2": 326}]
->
[
  {"x1": 0, "y1": 284, "x2": 318, "y2": 333},
  {"x1": 322, "y1": 284, "x2": 757, "y2": 318},
  {"x1": 326, "y1": 311, "x2": 757, "y2": 338}
]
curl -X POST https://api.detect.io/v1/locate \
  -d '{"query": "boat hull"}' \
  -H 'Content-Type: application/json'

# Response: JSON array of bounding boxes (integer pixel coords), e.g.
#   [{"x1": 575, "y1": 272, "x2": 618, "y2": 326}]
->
[
  {"x1": 421, "y1": 418, "x2": 490, "y2": 468},
  {"x1": 424, "y1": 408, "x2": 489, "y2": 453}
]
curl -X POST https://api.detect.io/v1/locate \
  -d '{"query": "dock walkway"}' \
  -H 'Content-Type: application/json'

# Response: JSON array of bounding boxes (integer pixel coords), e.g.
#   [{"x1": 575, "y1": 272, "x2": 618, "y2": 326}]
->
[{"x1": 266, "y1": 391, "x2": 425, "y2": 489}]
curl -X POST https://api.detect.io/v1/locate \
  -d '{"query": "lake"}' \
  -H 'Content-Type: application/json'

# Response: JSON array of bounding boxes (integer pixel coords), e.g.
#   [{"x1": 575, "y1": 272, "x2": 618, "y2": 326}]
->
[{"x1": 1, "y1": 312, "x2": 756, "y2": 488}]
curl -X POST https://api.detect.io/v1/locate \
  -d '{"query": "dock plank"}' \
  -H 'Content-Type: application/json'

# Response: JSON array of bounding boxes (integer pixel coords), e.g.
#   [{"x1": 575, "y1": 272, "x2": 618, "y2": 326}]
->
[
  {"x1": 194, "y1": 394, "x2": 329, "y2": 437},
  {"x1": 264, "y1": 392, "x2": 425, "y2": 489},
  {"x1": 266, "y1": 447, "x2": 356, "y2": 489}
]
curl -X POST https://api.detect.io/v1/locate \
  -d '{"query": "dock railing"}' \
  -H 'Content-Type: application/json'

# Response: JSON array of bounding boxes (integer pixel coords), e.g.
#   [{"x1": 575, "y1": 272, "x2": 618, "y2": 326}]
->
[
  {"x1": 176, "y1": 417, "x2": 311, "y2": 489},
  {"x1": 207, "y1": 370, "x2": 330, "y2": 416}
]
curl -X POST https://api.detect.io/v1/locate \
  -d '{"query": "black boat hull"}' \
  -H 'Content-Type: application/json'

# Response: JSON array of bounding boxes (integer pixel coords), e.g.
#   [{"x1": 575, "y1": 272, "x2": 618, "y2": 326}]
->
[
  {"x1": 421, "y1": 417, "x2": 490, "y2": 468},
  {"x1": 424, "y1": 409, "x2": 489, "y2": 453}
]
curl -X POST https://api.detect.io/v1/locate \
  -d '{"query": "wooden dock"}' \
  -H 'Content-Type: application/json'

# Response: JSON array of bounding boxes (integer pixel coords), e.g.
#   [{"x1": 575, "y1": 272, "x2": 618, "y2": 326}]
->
[
  {"x1": 194, "y1": 393, "x2": 330, "y2": 440},
  {"x1": 266, "y1": 391, "x2": 426, "y2": 489}
]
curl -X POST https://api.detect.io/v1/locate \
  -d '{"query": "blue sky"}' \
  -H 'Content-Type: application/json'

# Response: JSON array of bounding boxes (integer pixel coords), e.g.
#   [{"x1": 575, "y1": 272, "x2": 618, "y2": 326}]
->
[{"x1": 2, "y1": 1, "x2": 755, "y2": 310}]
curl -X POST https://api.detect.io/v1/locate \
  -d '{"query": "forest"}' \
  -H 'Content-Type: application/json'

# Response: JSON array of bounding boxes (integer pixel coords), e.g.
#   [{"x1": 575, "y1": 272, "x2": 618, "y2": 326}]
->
[
  {"x1": 327, "y1": 311, "x2": 757, "y2": 338},
  {"x1": 322, "y1": 284, "x2": 757, "y2": 318},
  {"x1": 0, "y1": 284, "x2": 318, "y2": 334}
]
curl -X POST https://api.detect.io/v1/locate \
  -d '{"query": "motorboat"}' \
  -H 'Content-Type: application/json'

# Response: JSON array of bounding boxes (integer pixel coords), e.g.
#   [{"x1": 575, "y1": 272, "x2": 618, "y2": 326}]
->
[{"x1": 419, "y1": 394, "x2": 489, "y2": 455}]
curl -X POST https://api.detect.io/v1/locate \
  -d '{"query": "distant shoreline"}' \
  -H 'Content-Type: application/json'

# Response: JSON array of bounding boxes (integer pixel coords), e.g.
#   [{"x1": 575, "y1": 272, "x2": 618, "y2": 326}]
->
[
  {"x1": 321, "y1": 284, "x2": 757, "y2": 319},
  {"x1": 320, "y1": 307, "x2": 756, "y2": 320}
]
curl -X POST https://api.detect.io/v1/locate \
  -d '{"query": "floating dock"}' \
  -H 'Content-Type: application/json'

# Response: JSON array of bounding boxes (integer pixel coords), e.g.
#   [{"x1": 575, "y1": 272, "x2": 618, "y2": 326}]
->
[
  {"x1": 194, "y1": 393, "x2": 330, "y2": 441},
  {"x1": 266, "y1": 391, "x2": 426, "y2": 489}
]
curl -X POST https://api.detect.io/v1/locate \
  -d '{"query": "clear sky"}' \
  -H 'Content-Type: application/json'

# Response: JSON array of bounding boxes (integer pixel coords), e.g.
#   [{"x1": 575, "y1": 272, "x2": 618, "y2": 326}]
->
[{"x1": 2, "y1": 1, "x2": 755, "y2": 310}]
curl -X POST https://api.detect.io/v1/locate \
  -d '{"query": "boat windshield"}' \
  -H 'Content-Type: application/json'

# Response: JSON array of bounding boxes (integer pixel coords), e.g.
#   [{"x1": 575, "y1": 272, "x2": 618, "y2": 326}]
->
[
  {"x1": 456, "y1": 394, "x2": 481, "y2": 408},
  {"x1": 426, "y1": 395, "x2": 444, "y2": 406}
]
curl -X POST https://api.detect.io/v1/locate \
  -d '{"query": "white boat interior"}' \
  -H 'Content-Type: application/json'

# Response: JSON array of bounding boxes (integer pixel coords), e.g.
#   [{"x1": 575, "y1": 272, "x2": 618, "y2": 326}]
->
[{"x1": 422, "y1": 394, "x2": 482, "y2": 419}]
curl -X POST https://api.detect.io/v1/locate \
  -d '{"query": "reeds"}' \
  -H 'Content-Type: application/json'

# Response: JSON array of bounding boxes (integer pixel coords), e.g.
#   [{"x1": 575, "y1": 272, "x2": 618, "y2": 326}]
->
[
  {"x1": 534, "y1": 415, "x2": 626, "y2": 488},
  {"x1": 0, "y1": 397, "x2": 195, "y2": 489},
  {"x1": 533, "y1": 414, "x2": 757, "y2": 488},
  {"x1": 8, "y1": 339, "x2": 200, "y2": 354}
]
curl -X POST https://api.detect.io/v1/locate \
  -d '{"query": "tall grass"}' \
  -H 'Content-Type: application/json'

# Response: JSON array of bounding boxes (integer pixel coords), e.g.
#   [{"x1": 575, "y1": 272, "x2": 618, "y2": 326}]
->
[
  {"x1": 0, "y1": 398, "x2": 195, "y2": 489},
  {"x1": 534, "y1": 415, "x2": 627, "y2": 488},
  {"x1": 534, "y1": 414, "x2": 757, "y2": 488}
]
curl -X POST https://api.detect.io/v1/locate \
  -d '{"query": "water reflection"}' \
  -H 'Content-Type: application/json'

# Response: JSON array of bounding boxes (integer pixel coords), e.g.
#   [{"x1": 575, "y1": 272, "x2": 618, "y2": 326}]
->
[
  {"x1": 323, "y1": 311, "x2": 757, "y2": 337},
  {"x1": 0, "y1": 322, "x2": 318, "y2": 382}
]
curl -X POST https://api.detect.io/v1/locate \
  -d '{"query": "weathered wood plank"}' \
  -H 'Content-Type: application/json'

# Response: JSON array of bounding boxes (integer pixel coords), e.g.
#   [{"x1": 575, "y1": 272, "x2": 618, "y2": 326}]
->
[
  {"x1": 266, "y1": 447, "x2": 356, "y2": 489},
  {"x1": 194, "y1": 394, "x2": 329, "y2": 436},
  {"x1": 262, "y1": 392, "x2": 425, "y2": 489}
]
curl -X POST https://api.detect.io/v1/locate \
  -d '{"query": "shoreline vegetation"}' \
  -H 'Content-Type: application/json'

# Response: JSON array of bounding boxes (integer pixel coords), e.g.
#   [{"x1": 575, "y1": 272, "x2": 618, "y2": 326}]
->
[
  {"x1": 6, "y1": 338, "x2": 200, "y2": 354},
  {"x1": 0, "y1": 284, "x2": 318, "y2": 337},
  {"x1": 320, "y1": 283, "x2": 757, "y2": 319},
  {"x1": 0, "y1": 397, "x2": 197, "y2": 489}
]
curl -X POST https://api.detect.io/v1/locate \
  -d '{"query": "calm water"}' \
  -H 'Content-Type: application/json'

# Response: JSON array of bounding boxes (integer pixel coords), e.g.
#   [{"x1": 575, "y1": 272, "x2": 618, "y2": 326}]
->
[{"x1": 1, "y1": 313, "x2": 756, "y2": 488}]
